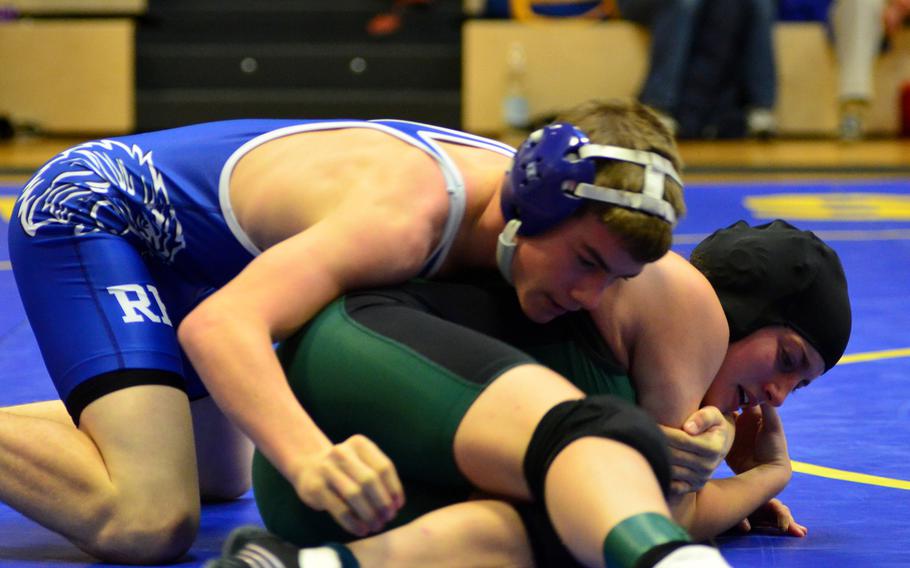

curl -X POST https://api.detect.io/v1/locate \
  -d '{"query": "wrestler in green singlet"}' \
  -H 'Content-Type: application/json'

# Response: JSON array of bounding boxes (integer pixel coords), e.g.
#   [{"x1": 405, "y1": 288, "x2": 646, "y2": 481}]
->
[{"x1": 253, "y1": 277, "x2": 636, "y2": 546}]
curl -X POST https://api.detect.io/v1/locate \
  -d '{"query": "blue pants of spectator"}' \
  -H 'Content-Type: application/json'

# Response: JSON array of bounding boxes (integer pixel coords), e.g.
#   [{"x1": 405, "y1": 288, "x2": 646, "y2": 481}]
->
[{"x1": 618, "y1": 0, "x2": 776, "y2": 114}]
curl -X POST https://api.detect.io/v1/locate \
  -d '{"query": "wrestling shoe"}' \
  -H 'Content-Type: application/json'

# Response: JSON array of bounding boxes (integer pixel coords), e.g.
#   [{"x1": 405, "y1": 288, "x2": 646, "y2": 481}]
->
[
  {"x1": 204, "y1": 526, "x2": 301, "y2": 568},
  {"x1": 205, "y1": 526, "x2": 355, "y2": 568}
]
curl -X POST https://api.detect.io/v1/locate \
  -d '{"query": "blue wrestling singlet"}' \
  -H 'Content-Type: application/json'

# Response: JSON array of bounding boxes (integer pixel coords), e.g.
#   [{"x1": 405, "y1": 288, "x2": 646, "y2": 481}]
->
[{"x1": 8, "y1": 119, "x2": 515, "y2": 420}]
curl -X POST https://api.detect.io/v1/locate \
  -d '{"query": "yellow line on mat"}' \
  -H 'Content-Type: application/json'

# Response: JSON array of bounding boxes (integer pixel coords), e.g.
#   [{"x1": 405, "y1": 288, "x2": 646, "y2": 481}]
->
[
  {"x1": 791, "y1": 461, "x2": 910, "y2": 490},
  {"x1": 794, "y1": 347, "x2": 910, "y2": 490},
  {"x1": 838, "y1": 347, "x2": 910, "y2": 364}
]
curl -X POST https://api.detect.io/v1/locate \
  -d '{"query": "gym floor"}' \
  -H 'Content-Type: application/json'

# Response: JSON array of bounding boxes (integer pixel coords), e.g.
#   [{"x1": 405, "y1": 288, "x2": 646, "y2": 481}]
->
[{"x1": 0, "y1": 137, "x2": 907, "y2": 567}]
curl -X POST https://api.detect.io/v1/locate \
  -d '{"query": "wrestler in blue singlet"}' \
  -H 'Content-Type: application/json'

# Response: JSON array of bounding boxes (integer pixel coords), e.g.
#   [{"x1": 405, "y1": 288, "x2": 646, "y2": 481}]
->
[{"x1": 9, "y1": 119, "x2": 515, "y2": 421}]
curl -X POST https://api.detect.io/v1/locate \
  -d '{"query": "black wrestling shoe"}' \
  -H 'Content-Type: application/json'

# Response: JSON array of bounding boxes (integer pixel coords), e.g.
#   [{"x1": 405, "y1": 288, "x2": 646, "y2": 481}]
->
[{"x1": 204, "y1": 526, "x2": 300, "y2": 568}]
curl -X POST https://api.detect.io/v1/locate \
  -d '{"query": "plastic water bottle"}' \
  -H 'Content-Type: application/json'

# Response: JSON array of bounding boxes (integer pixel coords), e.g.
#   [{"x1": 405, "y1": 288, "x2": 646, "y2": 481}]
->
[{"x1": 502, "y1": 41, "x2": 530, "y2": 131}]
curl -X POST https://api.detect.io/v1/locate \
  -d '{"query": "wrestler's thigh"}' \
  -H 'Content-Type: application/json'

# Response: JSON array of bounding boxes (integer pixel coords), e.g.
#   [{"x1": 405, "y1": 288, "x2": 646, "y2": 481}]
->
[
  {"x1": 453, "y1": 365, "x2": 585, "y2": 499},
  {"x1": 79, "y1": 385, "x2": 200, "y2": 516},
  {"x1": 278, "y1": 296, "x2": 529, "y2": 484}
]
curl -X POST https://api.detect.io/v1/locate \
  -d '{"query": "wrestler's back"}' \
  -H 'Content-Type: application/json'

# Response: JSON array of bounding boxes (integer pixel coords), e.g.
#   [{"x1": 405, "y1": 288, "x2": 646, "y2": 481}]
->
[{"x1": 229, "y1": 127, "x2": 511, "y2": 252}]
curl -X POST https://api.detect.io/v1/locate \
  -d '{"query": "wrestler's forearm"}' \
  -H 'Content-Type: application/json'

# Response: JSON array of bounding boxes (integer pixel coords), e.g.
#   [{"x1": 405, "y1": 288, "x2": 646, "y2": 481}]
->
[
  {"x1": 179, "y1": 306, "x2": 332, "y2": 481},
  {"x1": 673, "y1": 463, "x2": 791, "y2": 541}
]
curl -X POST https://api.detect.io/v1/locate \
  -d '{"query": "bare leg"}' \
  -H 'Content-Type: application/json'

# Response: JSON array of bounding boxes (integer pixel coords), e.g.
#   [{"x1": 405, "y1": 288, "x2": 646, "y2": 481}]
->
[
  {"x1": 214, "y1": 499, "x2": 535, "y2": 568},
  {"x1": 546, "y1": 439, "x2": 668, "y2": 567},
  {"x1": 348, "y1": 500, "x2": 533, "y2": 568},
  {"x1": 192, "y1": 395, "x2": 254, "y2": 500},
  {"x1": 3, "y1": 400, "x2": 74, "y2": 424},
  {"x1": 0, "y1": 386, "x2": 200, "y2": 563},
  {"x1": 454, "y1": 365, "x2": 671, "y2": 568},
  {"x1": 832, "y1": 0, "x2": 886, "y2": 103},
  {"x1": 7, "y1": 396, "x2": 253, "y2": 502}
]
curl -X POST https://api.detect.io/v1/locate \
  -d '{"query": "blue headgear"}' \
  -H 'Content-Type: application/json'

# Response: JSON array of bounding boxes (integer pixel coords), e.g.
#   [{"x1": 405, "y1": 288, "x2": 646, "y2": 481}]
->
[{"x1": 497, "y1": 122, "x2": 683, "y2": 282}]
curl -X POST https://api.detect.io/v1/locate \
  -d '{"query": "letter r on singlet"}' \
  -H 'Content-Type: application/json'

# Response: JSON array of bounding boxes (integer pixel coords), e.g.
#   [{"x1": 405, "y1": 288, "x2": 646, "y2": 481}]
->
[{"x1": 106, "y1": 284, "x2": 173, "y2": 326}]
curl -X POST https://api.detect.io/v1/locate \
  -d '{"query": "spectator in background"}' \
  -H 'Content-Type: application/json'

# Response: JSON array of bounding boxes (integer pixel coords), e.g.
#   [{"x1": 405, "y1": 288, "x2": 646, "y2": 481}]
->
[
  {"x1": 617, "y1": 0, "x2": 778, "y2": 139},
  {"x1": 830, "y1": 0, "x2": 885, "y2": 140},
  {"x1": 467, "y1": 0, "x2": 780, "y2": 138},
  {"x1": 829, "y1": 0, "x2": 909, "y2": 139}
]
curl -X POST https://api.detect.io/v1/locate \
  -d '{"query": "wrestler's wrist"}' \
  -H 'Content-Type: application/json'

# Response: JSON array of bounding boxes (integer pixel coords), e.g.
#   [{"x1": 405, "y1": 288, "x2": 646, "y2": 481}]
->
[
  {"x1": 753, "y1": 461, "x2": 792, "y2": 490},
  {"x1": 280, "y1": 436, "x2": 334, "y2": 483}
]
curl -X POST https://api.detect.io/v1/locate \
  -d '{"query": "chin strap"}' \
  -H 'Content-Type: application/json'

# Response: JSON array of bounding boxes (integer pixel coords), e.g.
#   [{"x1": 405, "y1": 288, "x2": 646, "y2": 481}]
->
[{"x1": 496, "y1": 218, "x2": 522, "y2": 285}]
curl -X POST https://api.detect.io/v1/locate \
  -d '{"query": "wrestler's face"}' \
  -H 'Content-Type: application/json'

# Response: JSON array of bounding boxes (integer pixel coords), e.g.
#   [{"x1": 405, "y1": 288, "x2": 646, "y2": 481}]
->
[
  {"x1": 703, "y1": 326, "x2": 826, "y2": 414},
  {"x1": 511, "y1": 211, "x2": 645, "y2": 323}
]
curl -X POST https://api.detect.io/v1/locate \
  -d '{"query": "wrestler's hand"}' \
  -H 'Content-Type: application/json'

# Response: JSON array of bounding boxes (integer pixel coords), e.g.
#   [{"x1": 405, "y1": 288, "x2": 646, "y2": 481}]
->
[
  {"x1": 660, "y1": 405, "x2": 735, "y2": 495},
  {"x1": 293, "y1": 434, "x2": 405, "y2": 536},
  {"x1": 735, "y1": 498, "x2": 808, "y2": 537},
  {"x1": 726, "y1": 404, "x2": 791, "y2": 475}
]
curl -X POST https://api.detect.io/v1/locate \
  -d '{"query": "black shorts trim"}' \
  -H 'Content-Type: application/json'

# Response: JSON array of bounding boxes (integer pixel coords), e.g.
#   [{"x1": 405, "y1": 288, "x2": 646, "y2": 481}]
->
[
  {"x1": 65, "y1": 368, "x2": 186, "y2": 425},
  {"x1": 343, "y1": 282, "x2": 537, "y2": 387}
]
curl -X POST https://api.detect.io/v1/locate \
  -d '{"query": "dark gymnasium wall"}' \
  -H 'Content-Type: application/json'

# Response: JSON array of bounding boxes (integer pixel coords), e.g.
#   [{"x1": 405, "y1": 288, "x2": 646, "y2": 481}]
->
[{"x1": 135, "y1": 0, "x2": 463, "y2": 131}]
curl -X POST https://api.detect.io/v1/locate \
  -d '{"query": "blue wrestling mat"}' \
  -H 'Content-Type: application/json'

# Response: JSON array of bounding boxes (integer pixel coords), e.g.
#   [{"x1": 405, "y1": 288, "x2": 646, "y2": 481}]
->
[{"x1": 0, "y1": 179, "x2": 907, "y2": 567}]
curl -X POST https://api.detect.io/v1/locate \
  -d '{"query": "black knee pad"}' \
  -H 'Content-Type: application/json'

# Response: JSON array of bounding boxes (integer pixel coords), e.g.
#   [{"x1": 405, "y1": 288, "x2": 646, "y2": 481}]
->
[{"x1": 523, "y1": 395, "x2": 671, "y2": 502}]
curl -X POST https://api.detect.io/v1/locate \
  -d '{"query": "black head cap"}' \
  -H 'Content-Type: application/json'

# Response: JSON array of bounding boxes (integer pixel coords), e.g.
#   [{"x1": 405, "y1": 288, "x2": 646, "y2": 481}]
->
[{"x1": 691, "y1": 219, "x2": 851, "y2": 372}]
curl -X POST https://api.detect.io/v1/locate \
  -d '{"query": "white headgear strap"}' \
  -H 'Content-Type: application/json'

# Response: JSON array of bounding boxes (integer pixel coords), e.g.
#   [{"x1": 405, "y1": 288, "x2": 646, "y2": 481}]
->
[{"x1": 574, "y1": 144, "x2": 681, "y2": 227}]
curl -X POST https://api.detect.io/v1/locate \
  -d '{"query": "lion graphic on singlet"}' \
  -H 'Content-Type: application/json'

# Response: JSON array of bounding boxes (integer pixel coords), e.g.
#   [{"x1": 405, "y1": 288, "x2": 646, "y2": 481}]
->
[{"x1": 16, "y1": 139, "x2": 186, "y2": 263}]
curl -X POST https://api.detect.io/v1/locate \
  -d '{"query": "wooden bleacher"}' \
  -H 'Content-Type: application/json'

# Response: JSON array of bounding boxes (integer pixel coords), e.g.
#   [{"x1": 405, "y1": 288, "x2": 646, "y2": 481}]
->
[
  {"x1": 0, "y1": 0, "x2": 145, "y2": 135},
  {"x1": 463, "y1": 19, "x2": 910, "y2": 137}
]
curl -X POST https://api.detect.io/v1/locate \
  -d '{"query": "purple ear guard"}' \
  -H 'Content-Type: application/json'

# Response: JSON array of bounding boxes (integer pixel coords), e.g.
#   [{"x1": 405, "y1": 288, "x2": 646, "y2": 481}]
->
[
  {"x1": 496, "y1": 122, "x2": 682, "y2": 284},
  {"x1": 501, "y1": 122, "x2": 596, "y2": 236}
]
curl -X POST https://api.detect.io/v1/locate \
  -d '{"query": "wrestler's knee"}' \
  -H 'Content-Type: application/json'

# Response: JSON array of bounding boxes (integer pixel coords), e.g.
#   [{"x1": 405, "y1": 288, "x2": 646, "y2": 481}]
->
[
  {"x1": 523, "y1": 395, "x2": 671, "y2": 501},
  {"x1": 84, "y1": 499, "x2": 199, "y2": 564}
]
